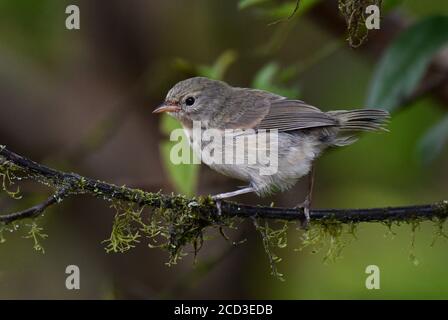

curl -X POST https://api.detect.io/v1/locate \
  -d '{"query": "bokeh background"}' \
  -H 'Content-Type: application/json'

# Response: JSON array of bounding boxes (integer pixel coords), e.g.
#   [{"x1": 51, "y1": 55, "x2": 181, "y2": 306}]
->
[{"x1": 1, "y1": 0, "x2": 448, "y2": 299}]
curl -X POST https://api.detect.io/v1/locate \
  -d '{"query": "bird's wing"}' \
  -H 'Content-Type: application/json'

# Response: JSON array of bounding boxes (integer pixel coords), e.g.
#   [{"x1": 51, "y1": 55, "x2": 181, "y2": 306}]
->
[
  {"x1": 213, "y1": 88, "x2": 273, "y2": 129},
  {"x1": 256, "y1": 99, "x2": 338, "y2": 132},
  {"x1": 216, "y1": 88, "x2": 338, "y2": 132}
]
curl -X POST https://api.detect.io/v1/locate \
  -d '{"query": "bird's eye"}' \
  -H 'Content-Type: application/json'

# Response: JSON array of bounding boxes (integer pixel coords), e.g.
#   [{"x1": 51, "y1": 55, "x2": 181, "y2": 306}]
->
[{"x1": 185, "y1": 96, "x2": 195, "y2": 106}]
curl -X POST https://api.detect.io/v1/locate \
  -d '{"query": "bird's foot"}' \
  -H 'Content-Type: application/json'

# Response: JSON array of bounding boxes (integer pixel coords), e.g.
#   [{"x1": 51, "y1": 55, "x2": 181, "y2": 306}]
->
[
  {"x1": 211, "y1": 195, "x2": 222, "y2": 216},
  {"x1": 210, "y1": 186, "x2": 255, "y2": 216},
  {"x1": 188, "y1": 200, "x2": 199, "y2": 208},
  {"x1": 294, "y1": 197, "x2": 311, "y2": 229}
]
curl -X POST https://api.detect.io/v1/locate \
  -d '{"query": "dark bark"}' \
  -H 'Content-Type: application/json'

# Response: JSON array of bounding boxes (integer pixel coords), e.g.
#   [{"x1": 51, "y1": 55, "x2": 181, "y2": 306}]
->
[{"x1": 1, "y1": 146, "x2": 447, "y2": 225}]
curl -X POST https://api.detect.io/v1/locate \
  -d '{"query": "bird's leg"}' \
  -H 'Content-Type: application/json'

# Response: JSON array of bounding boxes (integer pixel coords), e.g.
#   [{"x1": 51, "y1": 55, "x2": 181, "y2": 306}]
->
[
  {"x1": 295, "y1": 165, "x2": 315, "y2": 228},
  {"x1": 212, "y1": 186, "x2": 255, "y2": 200},
  {"x1": 212, "y1": 186, "x2": 255, "y2": 215}
]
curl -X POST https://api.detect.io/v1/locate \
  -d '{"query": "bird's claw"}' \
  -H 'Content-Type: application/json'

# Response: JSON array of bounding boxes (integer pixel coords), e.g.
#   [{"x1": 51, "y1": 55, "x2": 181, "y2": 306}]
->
[
  {"x1": 294, "y1": 198, "x2": 311, "y2": 229},
  {"x1": 188, "y1": 200, "x2": 199, "y2": 208},
  {"x1": 211, "y1": 195, "x2": 223, "y2": 215},
  {"x1": 215, "y1": 199, "x2": 222, "y2": 216}
]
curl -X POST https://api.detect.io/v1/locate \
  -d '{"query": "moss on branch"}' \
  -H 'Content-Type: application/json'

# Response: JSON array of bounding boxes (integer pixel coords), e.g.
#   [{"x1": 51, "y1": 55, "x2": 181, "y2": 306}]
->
[{"x1": 1, "y1": 146, "x2": 448, "y2": 279}]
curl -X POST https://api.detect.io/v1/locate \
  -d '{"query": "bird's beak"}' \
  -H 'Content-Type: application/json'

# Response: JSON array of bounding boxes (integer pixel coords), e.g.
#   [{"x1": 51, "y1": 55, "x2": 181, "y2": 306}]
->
[{"x1": 153, "y1": 102, "x2": 181, "y2": 114}]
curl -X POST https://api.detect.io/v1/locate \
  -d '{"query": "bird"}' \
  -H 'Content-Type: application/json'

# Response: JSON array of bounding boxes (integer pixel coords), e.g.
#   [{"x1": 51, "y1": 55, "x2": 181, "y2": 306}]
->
[{"x1": 153, "y1": 77, "x2": 389, "y2": 223}]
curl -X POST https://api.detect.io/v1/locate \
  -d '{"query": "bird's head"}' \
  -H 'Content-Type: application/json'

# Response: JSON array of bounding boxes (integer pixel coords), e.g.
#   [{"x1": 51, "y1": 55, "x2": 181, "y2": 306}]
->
[{"x1": 153, "y1": 77, "x2": 231, "y2": 128}]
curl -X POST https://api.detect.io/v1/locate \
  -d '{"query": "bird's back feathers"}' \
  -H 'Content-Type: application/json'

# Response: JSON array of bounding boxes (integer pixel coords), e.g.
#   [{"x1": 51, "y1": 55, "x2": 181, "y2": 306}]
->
[{"x1": 215, "y1": 88, "x2": 389, "y2": 137}]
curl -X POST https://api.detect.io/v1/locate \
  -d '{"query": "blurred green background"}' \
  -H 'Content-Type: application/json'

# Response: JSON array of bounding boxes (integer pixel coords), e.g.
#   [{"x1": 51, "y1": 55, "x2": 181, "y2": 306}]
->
[{"x1": 1, "y1": 0, "x2": 448, "y2": 299}]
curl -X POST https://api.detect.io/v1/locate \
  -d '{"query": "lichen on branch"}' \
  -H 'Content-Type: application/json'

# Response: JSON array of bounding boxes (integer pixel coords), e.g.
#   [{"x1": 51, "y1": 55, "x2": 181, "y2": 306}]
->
[
  {"x1": 338, "y1": 0, "x2": 383, "y2": 48},
  {"x1": 1, "y1": 145, "x2": 448, "y2": 279}
]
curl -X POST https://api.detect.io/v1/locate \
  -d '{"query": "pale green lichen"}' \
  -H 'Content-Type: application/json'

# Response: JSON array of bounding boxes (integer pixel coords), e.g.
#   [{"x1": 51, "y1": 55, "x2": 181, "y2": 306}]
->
[
  {"x1": 436, "y1": 200, "x2": 448, "y2": 217},
  {"x1": 103, "y1": 202, "x2": 144, "y2": 253},
  {"x1": 408, "y1": 220, "x2": 420, "y2": 266},
  {"x1": 24, "y1": 221, "x2": 48, "y2": 254},
  {"x1": 299, "y1": 219, "x2": 358, "y2": 263},
  {"x1": 0, "y1": 159, "x2": 22, "y2": 200},
  {"x1": 382, "y1": 219, "x2": 398, "y2": 239},
  {"x1": 431, "y1": 217, "x2": 448, "y2": 246},
  {"x1": 103, "y1": 196, "x2": 236, "y2": 266},
  {"x1": 0, "y1": 222, "x2": 6, "y2": 244},
  {"x1": 338, "y1": 0, "x2": 383, "y2": 48},
  {"x1": 252, "y1": 219, "x2": 289, "y2": 281},
  {"x1": 0, "y1": 222, "x2": 20, "y2": 245}
]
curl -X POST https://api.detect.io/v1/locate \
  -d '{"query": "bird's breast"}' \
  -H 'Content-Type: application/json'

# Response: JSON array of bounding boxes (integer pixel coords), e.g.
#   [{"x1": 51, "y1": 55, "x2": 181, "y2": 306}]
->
[{"x1": 179, "y1": 127, "x2": 323, "y2": 194}]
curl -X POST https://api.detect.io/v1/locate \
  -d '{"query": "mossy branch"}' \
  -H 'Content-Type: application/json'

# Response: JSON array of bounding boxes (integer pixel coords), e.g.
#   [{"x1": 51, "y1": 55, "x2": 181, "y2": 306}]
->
[
  {"x1": 1, "y1": 146, "x2": 448, "y2": 225},
  {"x1": 2, "y1": 145, "x2": 448, "y2": 278}
]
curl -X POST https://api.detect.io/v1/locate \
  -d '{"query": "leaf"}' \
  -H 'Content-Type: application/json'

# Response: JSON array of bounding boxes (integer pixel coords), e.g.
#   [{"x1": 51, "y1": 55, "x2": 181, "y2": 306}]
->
[
  {"x1": 238, "y1": 0, "x2": 269, "y2": 10},
  {"x1": 416, "y1": 114, "x2": 448, "y2": 164},
  {"x1": 160, "y1": 112, "x2": 181, "y2": 135},
  {"x1": 160, "y1": 114, "x2": 199, "y2": 196},
  {"x1": 173, "y1": 50, "x2": 237, "y2": 81},
  {"x1": 252, "y1": 62, "x2": 300, "y2": 98},
  {"x1": 197, "y1": 50, "x2": 238, "y2": 80},
  {"x1": 172, "y1": 58, "x2": 196, "y2": 74},
  {"x1": 266, "y1": 0, "x2": 300, "y2": 22},
  {"x1": 367, "y1": 15, "x2": 448, "y2": 112},
  {"x1": 253, "y1": 62, "x2": 278, "y2": 88},
  {"x1": 258, "y1": 0, "x2": 319, "y2": 20}
]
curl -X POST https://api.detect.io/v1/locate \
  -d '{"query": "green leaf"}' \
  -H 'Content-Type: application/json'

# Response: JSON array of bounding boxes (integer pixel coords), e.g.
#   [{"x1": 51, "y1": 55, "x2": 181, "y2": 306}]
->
[
  {"x1": 252, "y1": 62, "x2": 300, "y2": 98},
  {"x1": 417, "y1": 114, "x2": 448, "y2": 164},
  {"x1": 253, "y1": 62, "x2": 278, "y2": 88},
  {"x1": 173, "y1": 50, "x2": 237, "y2": 81},
  {"x1": 238, "y1": 0, "x2": 269, "y2": 10},
  {"x1": 197, "y1": 50, "x2": 238, "y2": 80},
  {"x1": 263, "y1": 1, "x2": 299, "y2": 19},
  {"x1": 160, "y1": 112, "x2": 180, "y2": 135},
  {"x1": 258, "y1": 0, "x2": 319, "y2": 20},
  {"x1": 172, "y1": 57, "x2": 196, "y2": 74},
  {"x1": 160, "y1": 114, "x2": 199, "y2": 196},
  {"x1": 367, "y1": 15, "x2": 448, "y2": 112}
]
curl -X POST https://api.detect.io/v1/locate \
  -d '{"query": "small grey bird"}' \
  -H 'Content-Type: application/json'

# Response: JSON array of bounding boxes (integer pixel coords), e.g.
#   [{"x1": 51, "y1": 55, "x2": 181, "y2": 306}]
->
[{"x1": 154, "y1": 77, "x2": 389, "y2": 222}]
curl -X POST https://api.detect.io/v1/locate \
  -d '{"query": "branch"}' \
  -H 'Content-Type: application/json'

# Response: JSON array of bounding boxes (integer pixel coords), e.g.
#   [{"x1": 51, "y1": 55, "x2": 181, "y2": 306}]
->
[
  {"x1": 1, "y1": 146, "x2": 447, "y2": 225},
  {"x1": 0, "y1": 188, "x2": 69, "y2": 224}
]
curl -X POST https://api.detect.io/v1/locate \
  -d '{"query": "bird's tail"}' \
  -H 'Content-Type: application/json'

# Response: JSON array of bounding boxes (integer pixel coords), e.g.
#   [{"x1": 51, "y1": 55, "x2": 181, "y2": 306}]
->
[
  {"x1": 325, "y1": 109, "x2": 390, "y2": 147},
  {"x1": 328, "y1": 109, "x2": 390, "y2": 132}
]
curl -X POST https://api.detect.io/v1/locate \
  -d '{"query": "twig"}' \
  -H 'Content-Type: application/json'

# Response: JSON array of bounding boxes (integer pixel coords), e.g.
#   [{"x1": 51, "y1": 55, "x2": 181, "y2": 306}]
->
[
  {"x1": 0, "y1": 188, "x2": 69, "y2": 224},
  {"x1": 268, "y1": 0, "x2": 301, "y2": 26},
  {"x1": 1, "y1": 146, "x2": 447, "y2": 224}
]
